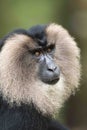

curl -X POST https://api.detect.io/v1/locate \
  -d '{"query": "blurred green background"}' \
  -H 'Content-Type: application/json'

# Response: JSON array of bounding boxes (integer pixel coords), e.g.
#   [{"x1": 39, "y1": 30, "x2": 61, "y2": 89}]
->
[{"x1": 0, "y1": 0, "x2": 87, "y2": 130}]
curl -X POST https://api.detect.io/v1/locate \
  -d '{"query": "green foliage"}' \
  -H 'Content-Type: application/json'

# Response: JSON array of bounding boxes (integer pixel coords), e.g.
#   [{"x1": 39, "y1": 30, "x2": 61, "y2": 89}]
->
[{"x1": 0, "y1": 0, "x2": 55, "y2": 37}]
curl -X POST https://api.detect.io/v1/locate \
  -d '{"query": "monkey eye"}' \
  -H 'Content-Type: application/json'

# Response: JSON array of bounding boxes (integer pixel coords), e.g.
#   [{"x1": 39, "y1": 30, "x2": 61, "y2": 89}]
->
[
  {"x1": 30, "y1": 49, "x2": 41, "y2": 57},
  {"x1": 47, "y1": 44, "x2": 55, "y2": 53},
  {"x1": 34, "y1": 51, "x2": 41, "y2": 57},
  {"x1": 47, "y1": 48, "x2": 52, "y2": 53}
]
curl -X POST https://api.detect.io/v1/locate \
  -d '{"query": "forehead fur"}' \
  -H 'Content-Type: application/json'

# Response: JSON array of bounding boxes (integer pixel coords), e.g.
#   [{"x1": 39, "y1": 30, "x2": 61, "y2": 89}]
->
[{"x1": 0, "y1": 23, "x2": 81, "y2": 115}]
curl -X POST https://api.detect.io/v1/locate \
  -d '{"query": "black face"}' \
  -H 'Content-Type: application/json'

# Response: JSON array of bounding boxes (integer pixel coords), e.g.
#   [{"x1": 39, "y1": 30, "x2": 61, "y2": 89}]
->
[
  {"x1": 30, "y1": 45, "x2": 60, "y2": 85},
  {"x1": 39, "y1": 55, "x2": 60, "y2": 85},
  {"x1": 28, "y1": 25, "x2": 60, "y2": 85}
]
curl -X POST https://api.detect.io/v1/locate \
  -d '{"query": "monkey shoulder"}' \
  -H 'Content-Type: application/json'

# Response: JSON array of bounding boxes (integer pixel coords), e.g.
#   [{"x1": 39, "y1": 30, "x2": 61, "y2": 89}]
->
[{"x1": 48, "y1": 119, "x2": 70, "y2": 130}]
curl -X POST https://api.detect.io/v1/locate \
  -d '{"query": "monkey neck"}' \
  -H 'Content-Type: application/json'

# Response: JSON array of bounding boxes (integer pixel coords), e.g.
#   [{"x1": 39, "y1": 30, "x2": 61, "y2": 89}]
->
[{"x1": 0, "y1": 96, "x2": 51, "y2": 130}]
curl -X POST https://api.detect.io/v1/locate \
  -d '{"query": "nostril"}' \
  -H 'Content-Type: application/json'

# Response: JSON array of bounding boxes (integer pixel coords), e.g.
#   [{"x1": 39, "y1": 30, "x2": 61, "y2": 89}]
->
[
  {"x1": 54, "y1": 66, "x2": 57, "y2": 71},
  {"x1": 47, "y1": 66, "x2": 57, "y2": 72},
  {"x1": 47, "y1": 68, "x2": 53, "y2": 72}
]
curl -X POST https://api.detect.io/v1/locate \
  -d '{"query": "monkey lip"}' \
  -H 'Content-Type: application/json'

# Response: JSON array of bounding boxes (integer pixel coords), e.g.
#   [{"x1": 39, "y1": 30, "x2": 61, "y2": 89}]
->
[
  {"x1": 48, "y1": 78, "x2": 59, "y2": 85},
  {"x1": 43, "y1": 77, "x2": 60, "y2": 85}
]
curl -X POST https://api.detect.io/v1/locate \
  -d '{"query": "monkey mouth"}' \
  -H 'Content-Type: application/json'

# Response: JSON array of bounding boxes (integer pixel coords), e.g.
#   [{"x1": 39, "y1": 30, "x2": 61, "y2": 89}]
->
[
  {"x1": 42, "y1": 77, "x2": 60, "y2": 85},
  {"x1": 47, "y1": 78, "x2": 59, "y2": 85}
]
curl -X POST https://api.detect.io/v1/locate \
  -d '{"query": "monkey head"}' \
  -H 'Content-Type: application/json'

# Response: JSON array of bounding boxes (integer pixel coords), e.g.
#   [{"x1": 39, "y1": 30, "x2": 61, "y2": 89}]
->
[{"x1": 0, "y1": 23, "x2": 81, "y2": 115}]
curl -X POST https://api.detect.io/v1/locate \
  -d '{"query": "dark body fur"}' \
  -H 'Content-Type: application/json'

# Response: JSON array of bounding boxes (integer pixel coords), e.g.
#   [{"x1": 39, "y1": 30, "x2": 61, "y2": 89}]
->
[{"x1": 0, "y1": 97, "x2": 68, "y2": 130}]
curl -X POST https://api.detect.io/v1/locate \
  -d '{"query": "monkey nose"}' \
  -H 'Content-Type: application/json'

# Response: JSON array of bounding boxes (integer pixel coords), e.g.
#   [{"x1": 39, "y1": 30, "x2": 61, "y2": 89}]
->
[
  {"x1": 47, "y1": 66, "x2": 60, "y2": 84},
  {"x1": 47, "y1": 64, "x2": 57, "y2": 72}
]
